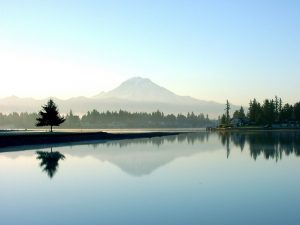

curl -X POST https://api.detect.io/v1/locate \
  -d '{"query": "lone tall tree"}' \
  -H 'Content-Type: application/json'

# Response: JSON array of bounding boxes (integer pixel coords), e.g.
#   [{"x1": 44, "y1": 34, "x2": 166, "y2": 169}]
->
[
  {"x1": 36, "y1": 99, "x2": 65, "y2": 132},
  {"x1": 225, "y1": 100, "x2": 231, "y2": 125}
]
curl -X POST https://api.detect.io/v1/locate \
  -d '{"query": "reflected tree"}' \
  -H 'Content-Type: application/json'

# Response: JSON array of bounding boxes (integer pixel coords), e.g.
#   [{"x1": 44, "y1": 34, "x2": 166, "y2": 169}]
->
[
  {"x1": 218, "y1": 131, "x2": 300, "y2": 161},
  {"x1": 219, "y1": 132, "x2": 231, "y2": 158},
  {"x1": 36, "y1": 148, "x2": 65, "y2": 178}
]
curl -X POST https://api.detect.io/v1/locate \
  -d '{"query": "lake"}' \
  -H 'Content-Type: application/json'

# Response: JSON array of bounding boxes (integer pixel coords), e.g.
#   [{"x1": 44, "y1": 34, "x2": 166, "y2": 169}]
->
[{"x1": 0, "y1": 131, "x2": 300, "y2": 225}]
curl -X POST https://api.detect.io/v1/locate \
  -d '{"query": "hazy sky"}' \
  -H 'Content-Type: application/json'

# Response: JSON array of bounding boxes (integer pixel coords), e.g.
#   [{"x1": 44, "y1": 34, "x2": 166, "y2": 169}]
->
[{"x1": 0, "y1": 0, "x2": 299, "y2": 105}]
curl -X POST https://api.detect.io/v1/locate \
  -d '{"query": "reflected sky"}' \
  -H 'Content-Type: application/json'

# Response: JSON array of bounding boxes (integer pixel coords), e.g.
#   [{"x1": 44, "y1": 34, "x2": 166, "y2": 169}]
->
[{"x1": 0, "y1": 131, "x2": 300, "y2": 225}]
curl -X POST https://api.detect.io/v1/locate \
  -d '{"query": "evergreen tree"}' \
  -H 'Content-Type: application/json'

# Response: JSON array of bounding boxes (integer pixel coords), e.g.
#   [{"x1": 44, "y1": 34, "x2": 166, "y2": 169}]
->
[
  {"x1": 233, "y1": 110, "x2": 240, "y2": 119},
  {"x1": 262, "y1": 99, "x2": 276, "y2": 125},
  {"x1": 221, "y1": 114, "x2": 226, "y2": 125},
  {"x1": 248, "y1": 98, "x2": 262, "y2": 124},
  {"x1": 294, "y1": 102, "x2": 300, "y2": 122},
  {"x1": 279, "y1": 98, "x2": 283, "y2": 112},
  {"x1": 275, "y1": 96, "x2": 280, "y2": 122},
  {"x1": 280, "y1": 103, "x2": 293, "y2": 122},
  {"x1": 225, "y1": 100, "x2": 231, "y2": 125},
  {"x1": 238, "y1": 106, "x2": 246, "y2": 120},
  {"x1": 36, "y1": 99, "x2": 65, "y2": 132}
]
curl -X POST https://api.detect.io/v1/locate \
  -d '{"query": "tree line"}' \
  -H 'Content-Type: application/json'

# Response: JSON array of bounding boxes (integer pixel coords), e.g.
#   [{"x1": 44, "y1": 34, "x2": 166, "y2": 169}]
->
[
  {"x1": 0, "y1": 112, "x2": 38, "y2": 129},
  {"x1": 0, "y1": 109, "x2": 215, "y2": 129},
  {"x1": 65, "y1": 109, "x2": 214, "y2": 128},
  {"x1": 220, "y1": 96, "x2": 300, "y2": 126}
]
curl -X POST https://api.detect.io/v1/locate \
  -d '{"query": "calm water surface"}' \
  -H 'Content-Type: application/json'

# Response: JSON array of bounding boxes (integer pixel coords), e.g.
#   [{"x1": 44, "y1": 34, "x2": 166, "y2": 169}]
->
[{"x1": 0, "y1": 131, "x2": 300, "y2": 225}]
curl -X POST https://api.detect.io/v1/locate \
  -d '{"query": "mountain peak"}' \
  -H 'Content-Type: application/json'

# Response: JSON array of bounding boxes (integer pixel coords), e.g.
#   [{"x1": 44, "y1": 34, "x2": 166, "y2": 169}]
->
[
  {"x1": 126, "y1": 76, "x2": 151, "y2": 82},
  {"x1": 94, "y1": 77, "x2": 178, "y2": 102},
  {"x1": 118, "y1": 77, "x2": 154, "y2": 87}
]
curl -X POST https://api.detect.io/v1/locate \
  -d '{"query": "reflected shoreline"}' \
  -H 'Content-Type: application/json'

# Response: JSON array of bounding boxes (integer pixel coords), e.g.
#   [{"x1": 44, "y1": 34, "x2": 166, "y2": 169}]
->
[
  {"x1": 1, "y1": 131, "x2": 300, "y2": 162},
  {"x1": 1, "y1": 131, "x2": 300, "y2": 178},
  {"x1": 217, "y1": 131, "x2": 300, "y2": 160}
]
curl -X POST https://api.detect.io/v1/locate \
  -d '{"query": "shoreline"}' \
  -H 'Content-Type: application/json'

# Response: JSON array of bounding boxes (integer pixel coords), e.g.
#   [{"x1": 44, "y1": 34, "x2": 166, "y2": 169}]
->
[
  {"x1": 208, "y1": 127, "x2": 300, "y2": 132},
  {"x1": 0, "y1": 131, "x2": 183, "y2": 148}
]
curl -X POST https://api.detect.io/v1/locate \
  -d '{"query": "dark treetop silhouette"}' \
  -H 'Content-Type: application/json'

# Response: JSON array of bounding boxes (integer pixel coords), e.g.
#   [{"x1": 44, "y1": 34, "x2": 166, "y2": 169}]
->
[{"x1": 36, "y1": 99, "x2": 65, "y2": 132}]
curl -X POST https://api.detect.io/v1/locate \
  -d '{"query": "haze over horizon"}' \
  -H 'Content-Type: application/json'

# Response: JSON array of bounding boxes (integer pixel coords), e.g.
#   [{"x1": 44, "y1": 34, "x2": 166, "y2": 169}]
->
[
  {"x1": 1, "y1": 1, "x2": 299, "y2": 105},
  {"x1": 0, "y1": 77, "x2": 240, "y2": 118}
]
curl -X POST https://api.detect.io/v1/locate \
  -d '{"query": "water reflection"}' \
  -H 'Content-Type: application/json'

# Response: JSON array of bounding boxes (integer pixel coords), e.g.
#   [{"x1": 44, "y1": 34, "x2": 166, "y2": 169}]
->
[
  {"x1": 89, "y1": 131, "x2": 300, "y2": 161},
  {"x1": 217, "y1": 131, "x2": 300, "y2": 161},
  {"x1": 36, "y1": 148, "x2": 65, "y2": 178},
  {"x1": 1, "y1": 132, "x2": 300, "y2": 225},
  {"x1": 3, "y1": 131, "x2": 300, "y2": 178},
  {"x1": 90, "y1": 132, "x2": 210, "y2": 149}
]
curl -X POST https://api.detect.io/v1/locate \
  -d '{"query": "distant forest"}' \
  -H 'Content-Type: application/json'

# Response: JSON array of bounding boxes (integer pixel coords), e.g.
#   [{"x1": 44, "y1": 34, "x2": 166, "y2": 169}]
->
[
  {"x1": 3, "y1": 96, "x2": 299, "y2": 129},
  {"x1": 0, "y1": 110, "x2": 215, "y2": 129},
  {"x1": 221, "y1": 96, "x2": 300, "y2": 127}
]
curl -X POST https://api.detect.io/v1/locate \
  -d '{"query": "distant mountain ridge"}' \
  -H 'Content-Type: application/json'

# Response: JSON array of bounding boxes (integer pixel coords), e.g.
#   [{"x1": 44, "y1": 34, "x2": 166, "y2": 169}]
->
[{"x1": 0, "y1": 77, "x2": 240, "y2": 118}]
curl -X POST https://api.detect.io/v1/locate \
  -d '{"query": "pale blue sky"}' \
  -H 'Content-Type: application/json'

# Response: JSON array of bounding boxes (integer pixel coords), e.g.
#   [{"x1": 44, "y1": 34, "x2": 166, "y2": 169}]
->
[{"x1": 0, "y1": 0, "x2": 299, "y2": 105}]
